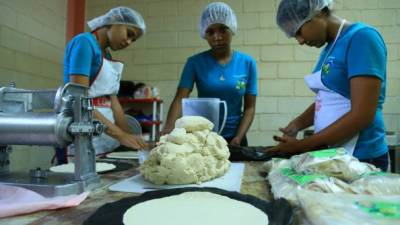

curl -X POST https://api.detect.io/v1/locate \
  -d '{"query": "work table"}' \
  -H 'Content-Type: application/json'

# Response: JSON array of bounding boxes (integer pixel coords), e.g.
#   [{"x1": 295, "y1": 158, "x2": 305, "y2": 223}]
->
[{"x1": 0, "y1": 161, "x2": 271, "y2": 225}]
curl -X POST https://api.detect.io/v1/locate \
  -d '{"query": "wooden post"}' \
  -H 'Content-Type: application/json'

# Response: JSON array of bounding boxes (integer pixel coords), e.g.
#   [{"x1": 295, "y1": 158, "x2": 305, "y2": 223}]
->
[{"x1": 66, "y1": 0, "x2": 86, "y2": 43}]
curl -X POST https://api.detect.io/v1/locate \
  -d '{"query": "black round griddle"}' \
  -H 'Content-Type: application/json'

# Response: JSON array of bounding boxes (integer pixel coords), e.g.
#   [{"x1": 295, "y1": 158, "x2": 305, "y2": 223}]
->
[{"x1": 83, "y1": 187, "x2": 293, "y2": 225}]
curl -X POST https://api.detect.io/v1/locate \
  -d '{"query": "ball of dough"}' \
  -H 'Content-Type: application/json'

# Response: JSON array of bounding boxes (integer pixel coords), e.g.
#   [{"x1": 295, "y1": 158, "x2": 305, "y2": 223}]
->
[
  {"x1": 140, "y1": 117, "x2": 230, "y2": 185},
  {"x1": 175, "y1": 116, "x2": 214, "y2": 132}
]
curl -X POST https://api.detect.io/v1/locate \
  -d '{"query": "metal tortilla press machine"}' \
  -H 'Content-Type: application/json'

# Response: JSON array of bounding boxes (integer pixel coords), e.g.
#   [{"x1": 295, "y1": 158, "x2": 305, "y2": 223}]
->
[{"x1": 0, "y1": 83, "x2": 104, "y2": 197}]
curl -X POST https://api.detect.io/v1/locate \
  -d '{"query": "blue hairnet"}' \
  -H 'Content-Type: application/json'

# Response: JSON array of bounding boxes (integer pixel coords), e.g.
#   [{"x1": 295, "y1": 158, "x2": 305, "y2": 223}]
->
[
  {"x1": 199, "y1": 2, "x2": 237, "y2": 39},
  {"x1": 87, "y1": 6, "x2": 146, "y2": 35},
  {"x1": 276, "y1": 0, "x2": 333, "y2": 37}
]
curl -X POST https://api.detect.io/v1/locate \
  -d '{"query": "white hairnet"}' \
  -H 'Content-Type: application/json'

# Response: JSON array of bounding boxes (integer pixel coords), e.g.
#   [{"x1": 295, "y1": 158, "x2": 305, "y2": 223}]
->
[
  {"x1": 199, "y1": 2, "x2": 237, "y2": 39},
  {"x1": 87, "y1": 6, "x2": 146, "y2": 35},
  {"x1": 276, "y1": 0, "x2": 334, "y2": 37}
]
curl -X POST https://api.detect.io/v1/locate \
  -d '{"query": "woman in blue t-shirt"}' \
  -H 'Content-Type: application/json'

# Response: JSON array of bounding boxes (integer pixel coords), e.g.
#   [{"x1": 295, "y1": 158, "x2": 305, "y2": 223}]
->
[
  {"x1": 162, "y1": 2, "x2": 258, "y2": 146},
  {"x1": 63, "y1": 7, "x2": 147, "y2": 155},
  {"x1": 271, "y1": 0, "x2": 389, "y2": 171}
]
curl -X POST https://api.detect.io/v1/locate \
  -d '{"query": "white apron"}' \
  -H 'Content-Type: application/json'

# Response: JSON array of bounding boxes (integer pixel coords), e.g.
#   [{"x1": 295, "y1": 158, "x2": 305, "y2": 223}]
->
[
  {"x1": 89, "y1": 57, "x2": 123, "y2": 155},
  {"x1": 69, "y1": 56, "x2": 124, "y2": 156},
  {"x1": 304, "y1": 19, "x2": 359, "y2": 155}
]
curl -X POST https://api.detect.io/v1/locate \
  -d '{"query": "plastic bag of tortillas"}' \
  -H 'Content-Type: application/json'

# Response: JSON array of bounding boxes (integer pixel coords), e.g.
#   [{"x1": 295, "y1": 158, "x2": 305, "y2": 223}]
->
[
  {"x1": 290, "y1": 148, "x2": 379, "y2": 181},
  {"x1": 298, "y1": 190, "x2": 400, "y2": 225},
  {"x1": 268, "y1": 167, "x2": 357, "y2": 205},
  {"x1": 350, "y1": 172, "x2": 400, "y2": 195}
]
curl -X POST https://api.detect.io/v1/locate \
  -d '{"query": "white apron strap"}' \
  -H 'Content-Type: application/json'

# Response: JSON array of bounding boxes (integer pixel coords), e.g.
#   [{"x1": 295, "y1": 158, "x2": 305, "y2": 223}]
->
[{"x1": 304, "y1": 19, "x2": 358, "y2": 155}]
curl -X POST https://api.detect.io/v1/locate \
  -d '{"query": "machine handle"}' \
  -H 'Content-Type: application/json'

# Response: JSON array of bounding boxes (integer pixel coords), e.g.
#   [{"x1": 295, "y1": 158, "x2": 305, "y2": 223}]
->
[{"x1": 218, "y1": 100, "x2": 227, "y2": 134}]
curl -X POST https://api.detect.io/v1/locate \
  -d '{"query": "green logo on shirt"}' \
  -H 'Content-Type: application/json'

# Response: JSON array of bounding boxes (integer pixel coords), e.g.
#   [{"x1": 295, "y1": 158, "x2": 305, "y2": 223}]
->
[
  {"x1": 322, "y1": 63, "x2": 330, "y2": 74},
  {"x1": 236, "y1": 80, "x2": 246, "y2": 91}
]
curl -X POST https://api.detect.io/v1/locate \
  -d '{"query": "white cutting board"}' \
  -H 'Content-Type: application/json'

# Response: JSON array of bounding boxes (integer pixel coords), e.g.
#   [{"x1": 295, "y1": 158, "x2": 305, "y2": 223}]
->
[{"x1": 109, "y1": 163, "x2": 245, "y2": 193}]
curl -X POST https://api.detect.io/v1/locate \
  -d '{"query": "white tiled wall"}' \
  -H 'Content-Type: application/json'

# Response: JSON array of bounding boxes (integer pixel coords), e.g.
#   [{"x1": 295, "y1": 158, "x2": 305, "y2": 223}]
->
[
  {"x1": 0, "y1": 0, "x2": 66, "y2": 89},
  {"x1": 0, "y1": 0, "x2": 67, "y2": 171},
  {"x1": 86, "y1": 0, "x2": 400, "y2": 146}
]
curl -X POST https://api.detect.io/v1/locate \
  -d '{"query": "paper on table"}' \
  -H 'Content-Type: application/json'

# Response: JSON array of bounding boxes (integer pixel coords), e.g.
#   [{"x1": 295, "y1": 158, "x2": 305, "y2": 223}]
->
[
  {"x1": 0, "y1": 185, "x2": 89, "y2": 218},
  {"x1": 109, "y1": 162, "x2": 245, "y2": 193}
]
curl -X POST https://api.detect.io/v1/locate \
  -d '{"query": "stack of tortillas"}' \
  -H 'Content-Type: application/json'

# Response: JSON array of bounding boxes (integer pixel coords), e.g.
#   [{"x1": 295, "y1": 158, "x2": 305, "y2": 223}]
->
[{"x1": 106, "y1": 151, "x2": 139, "y2": 159}]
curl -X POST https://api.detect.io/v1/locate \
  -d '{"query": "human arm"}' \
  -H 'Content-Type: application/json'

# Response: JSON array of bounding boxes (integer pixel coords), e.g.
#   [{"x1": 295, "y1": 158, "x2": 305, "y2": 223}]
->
[
  {"x1": 69, "y1": 75, "x2": 147, "y2": 149},
  {"x1": 230, "y1": 94, "x2": 256, "y2": 146},
  {"x1": 161, "y1": 57, "x2": 195, "y2": 135},
  {"x1": 271, "y1": 27, "x2": 386, "y2": 153},
  {"x1": 110, "y1": 95, "x2": 131, "y2": 133},
  {"x1": 279, "y1": 103, "x2": 315, "y2": 138},
  {"x1": 110, "y1": 95, "x2": 148, "y2": 149},
  {"x1": 271, "y1": 76, "x2": 381, "y2": 154},
  {"x1": 160, "y1": 88, "x2": 191, "y2": 135},
  {"x1": 229, "y1": 56, "x2": 258, "y2": 145}
]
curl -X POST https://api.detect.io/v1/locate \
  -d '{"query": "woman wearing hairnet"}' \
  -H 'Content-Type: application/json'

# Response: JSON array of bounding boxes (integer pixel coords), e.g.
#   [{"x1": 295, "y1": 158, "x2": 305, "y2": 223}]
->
[
  {"x1": 162, "y1": 2, "x2": 258, "y2": 146},
  {"x1": 271, "y1": 0, "x2": 388, "y2": 170},
  {"x1": 63, "y1": 7, "x2": 148, "y2": 155}
]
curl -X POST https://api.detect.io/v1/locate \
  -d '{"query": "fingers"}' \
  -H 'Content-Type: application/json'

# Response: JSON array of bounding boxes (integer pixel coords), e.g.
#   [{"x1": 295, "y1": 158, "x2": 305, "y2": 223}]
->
[
  {"x1": 119, "y1": 134, "x2": 148, "y2": 150},
  {"x1": 279, "y1": 127, "x2": 292, "y2": 136},
  {"x1": 273, "y1": 135, "x2": 290, "y2": 143},
  {"x1": 132, "y1": 135, "x2": 147, "y2": 149},
  {"x1": 138, "y1": 138, "x2": 148, "y2": 149},
  {"x1": 279, "y1": 127, "x2": 288, "y2": 133},
  {"x1": 160, "y1": 126, "x2": 173, "y2": 136},
  {"x1": 229, "y1": 137, "x2": 241, "y2": 146},
  {"x1": 268, "y1": 148, "x2": 279, "y2": 154},
  {"x1": 267, "y1": 146, "x2": 281, "y2": 154},
  {"x1": 230, "y1": 142, "x2": 239, "y2": 147}
]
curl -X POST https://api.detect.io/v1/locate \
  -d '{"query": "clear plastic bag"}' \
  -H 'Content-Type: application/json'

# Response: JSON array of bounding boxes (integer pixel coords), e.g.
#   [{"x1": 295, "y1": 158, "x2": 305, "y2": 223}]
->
[
  {"x1": 268, "y1": 167, "x2": 356, "y2": 205},
  {"x1": 298, "y1": 190, "x2": 400, "y2": 225},
  {"x1": 260, "y1": 158, "x2": 290, "y2": 174},
  {"x1": 350, "y1": 172, "x2": 400, "y2": 195},
  {"x1": 290, "y1": 148, "x2": 379, "y2": 181}
]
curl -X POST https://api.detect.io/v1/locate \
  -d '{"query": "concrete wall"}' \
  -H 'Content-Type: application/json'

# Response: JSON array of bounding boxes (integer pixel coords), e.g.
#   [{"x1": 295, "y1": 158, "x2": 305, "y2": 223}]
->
[
  {"x1": 86, "y1": 0, "x2": 400, "y2": 146},
  {"x1": 0, "y1": 0, "x2": 67, "y2": 171},
  {"x1": 0, "y1": 0, "x2": 66, "y2": 89}
]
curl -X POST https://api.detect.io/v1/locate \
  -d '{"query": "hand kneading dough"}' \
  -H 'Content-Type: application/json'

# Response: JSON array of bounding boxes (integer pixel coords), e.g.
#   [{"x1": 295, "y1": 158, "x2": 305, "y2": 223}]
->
[
  {"x1": 49, "y1": 162, "x2": 115, "y2": 173},
  {"x1": 123, "y1": 192, "x2": 269, "y2": 225},
  {"x1": 140, "y1": 116, "x2": 230, "y2": 185}
]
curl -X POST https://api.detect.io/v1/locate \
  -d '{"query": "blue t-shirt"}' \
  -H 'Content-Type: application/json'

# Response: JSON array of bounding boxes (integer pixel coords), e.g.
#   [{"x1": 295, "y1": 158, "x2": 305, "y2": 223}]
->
[
  {"x1": 63, "y1": 32, "x2": 103, "y2": 83},
  {"x1": 178, "y1": 50, "x2": 258, "y2": 138},
  {"x1": 313, "y1": 23, "x2": 388, "y2": 160}
]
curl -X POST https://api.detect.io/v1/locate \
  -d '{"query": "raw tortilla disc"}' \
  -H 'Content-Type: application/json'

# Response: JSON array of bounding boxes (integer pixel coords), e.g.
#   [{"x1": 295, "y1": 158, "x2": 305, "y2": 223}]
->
[
  {"x1": 49, "y1": 162, "x2": 116, "y2": 173},
  {"x1": 106, "y1": 151, "x2": 140, "y2": 159},
  {"x1": 82, "y1": 187, "x2": 293, "y2": 225},
  {"x1": 123, "y1": 191, "x2": 269, "y2": 225}
]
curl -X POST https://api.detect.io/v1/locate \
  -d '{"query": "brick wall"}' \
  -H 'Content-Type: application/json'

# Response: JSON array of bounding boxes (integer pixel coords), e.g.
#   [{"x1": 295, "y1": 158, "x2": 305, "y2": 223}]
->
[
  {"x1": 0, "y1": 0, "x2": 67, "y2": 171},
  {"x1": 87, "y1": 0, "x2": 400, "y2": 146},
  {"x1": 0, "y1": 0, "x2": 66, "y2": 89}
]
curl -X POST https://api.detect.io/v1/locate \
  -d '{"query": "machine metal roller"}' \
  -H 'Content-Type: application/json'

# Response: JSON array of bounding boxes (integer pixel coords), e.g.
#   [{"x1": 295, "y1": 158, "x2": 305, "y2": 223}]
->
[{"x1": 0, "y1": 112, "x2": 72, "y2": 146}]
